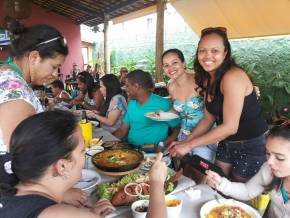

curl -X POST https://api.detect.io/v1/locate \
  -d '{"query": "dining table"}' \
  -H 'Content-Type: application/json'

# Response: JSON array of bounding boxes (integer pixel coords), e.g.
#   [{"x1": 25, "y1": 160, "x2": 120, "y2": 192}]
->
[
  {"x1": 84, "y1": 127, "x2": 224, "y2": 218},
  {"x1": 85, "y1": 128, "x2": 263, "y2": 218}
]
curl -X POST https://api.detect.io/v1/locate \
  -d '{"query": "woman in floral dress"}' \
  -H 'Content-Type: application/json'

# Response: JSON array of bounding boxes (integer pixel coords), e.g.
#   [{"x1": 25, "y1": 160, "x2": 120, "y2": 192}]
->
[
  {"x1": 162, "y1": 49, "x2": 217, "y2": 182},
  {"x1": 0, "y1": 23, "x2": 87, "y2": 207}
]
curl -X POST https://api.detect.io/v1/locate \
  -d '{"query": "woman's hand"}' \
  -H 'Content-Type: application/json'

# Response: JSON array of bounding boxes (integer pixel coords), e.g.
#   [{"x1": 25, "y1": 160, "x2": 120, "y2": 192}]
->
[
  {"x1": 149, "y1": 152, "x2": 167, "y2": 184},
  {"x1": 169, "y1": 141, "x2": 191, "y2": 157},
  {"x1": 205, "y1": 170, "x2": 222, "y2": 189},
  {"x1": 91, "y1": 198, "x2": 115, "y2": 216},
  {"x1": 62, "y1": 188, "x2": 88, "y2": 207}
]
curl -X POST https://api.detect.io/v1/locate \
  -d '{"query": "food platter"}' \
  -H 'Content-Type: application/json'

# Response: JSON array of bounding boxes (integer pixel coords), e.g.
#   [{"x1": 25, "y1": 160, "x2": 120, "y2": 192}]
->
[
  {"x1": 92, "y1": 171, "x2": 180, "y2": 207},
  {"x1": 145, "y1": 112, "x2": 179, "y2": 121},
  {"x1": 92, "y1": 149, "x2": 144, "y2": 172},
  {"x1": 200, "y1": 199, "x2": 261, "y2": 218}
]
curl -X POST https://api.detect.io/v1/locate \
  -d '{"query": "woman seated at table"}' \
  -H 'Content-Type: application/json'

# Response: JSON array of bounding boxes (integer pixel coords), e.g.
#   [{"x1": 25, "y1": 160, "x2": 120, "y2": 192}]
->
[
  {"x1": 113, "y1": 69, "x2": 180, "y2": 152},
  {"x1": 50, "y1": 79, "x2": 71, "y2": 103},
  {"x1": 0, "y1": 110, "x2": 115, "y2": 217},
  {"x1": 70, "y1": 71, "x2": 103, "y2": 110},
  {"x1": 206, "y1": 124, "x2": 290, "y2": 217},
  {"x1": 91, "y1": 74, "x2": 127, "y2": 133}
]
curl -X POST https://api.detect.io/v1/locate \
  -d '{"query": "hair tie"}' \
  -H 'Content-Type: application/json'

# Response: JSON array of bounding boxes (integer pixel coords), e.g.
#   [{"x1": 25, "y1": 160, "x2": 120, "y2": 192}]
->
[
  {"x1": 4, "y1": 160, "x2": 13, "y2": 174},
  {"x1": 1, "y1": 151, "x2": 14, "y2": 175}
]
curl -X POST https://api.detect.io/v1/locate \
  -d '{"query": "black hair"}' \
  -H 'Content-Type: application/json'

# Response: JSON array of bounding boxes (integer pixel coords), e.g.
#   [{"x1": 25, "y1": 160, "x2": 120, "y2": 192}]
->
[
  {"x1": 193, "y1": 28, "x2": 240, "y2": 96},
  {"x1": 77, "y1": 71, "x2": 98, "y2": 99},
  {"x1": 9, "y1": 22, "x2": 68, "y2": 59},
  {"x1": 265, "y1": 124, "x2": 290, "y2": 191},
  {"x1": 161, "y1": 48, "x2": 185, "y2": 64},
  {"x1": 0, "y1": 110, "x2": 78, "y2": 196},
  {"x1": 126, "y1": 69, "x2": 154, "y2": 91},
  {"x1": 51, "y1": 79, "x2": 64, "y2": 90},
  {"x1": 99, "y1": 74, "x2": 122, "y2": 116}
]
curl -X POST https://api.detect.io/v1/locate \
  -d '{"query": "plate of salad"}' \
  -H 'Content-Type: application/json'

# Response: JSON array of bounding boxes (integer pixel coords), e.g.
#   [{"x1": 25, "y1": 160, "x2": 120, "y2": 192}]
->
[{"x1": 92, "y1": 171, "x2": 181, "y2": 207}]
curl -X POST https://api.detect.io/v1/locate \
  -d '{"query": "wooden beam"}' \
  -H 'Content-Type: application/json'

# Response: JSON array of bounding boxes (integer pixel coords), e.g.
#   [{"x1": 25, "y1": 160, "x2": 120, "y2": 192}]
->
[
  {"x1": 81, "y1": 0, "x2": 151, "y2": 24},
  {"x1": 104, "y1": 14, "x2": 110, "y2": 74},
  {"x1": 155, "y1": 0, "x2": 165, "y2": 82}
]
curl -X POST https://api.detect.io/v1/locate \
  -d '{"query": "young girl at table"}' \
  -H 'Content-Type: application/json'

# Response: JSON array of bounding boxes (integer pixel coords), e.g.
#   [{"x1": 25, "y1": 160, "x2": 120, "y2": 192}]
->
[
  {"x1": 91, "y1": 74, "x2": 127, "y2": 133},
  {"x1": 206, "y1": 124, "x2": 290, "y2": 217},
  {"x1": 70, "y1": 71, "x2": 103, "y2": 110},
  {"x1": 0, "y1": 110, "x2": 115, "y2": 218}
]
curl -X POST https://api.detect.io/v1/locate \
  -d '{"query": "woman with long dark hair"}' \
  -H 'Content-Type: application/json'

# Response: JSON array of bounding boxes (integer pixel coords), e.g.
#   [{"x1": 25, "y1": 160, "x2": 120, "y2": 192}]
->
[
  {"x1": 91, "y1": 74, "x2": 127, "y2": 133},
  {"x1": 169, "y1": 27, "x2": 268, "y2": 182},
  {"x1": 0, "y1": 110, "x2": 115, "y2": 217},
  {"x1": 70, "y1": 71, "x2": 103, "y2": 110}
]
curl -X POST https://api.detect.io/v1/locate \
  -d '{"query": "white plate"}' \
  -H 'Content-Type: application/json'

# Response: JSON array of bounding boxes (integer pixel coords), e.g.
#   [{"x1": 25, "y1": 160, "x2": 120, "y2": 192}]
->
[
  {"x1": 74, "y1": 169, "x2": 101, "y2": 191},
  {"x1": 141, "y1": 154, "x2": 171, "y2": 171},
  {"x1": 145, "y1": 112, "x2": 179, "y2": 121},
  {"x1": 200, "y1": 199, "x2": 261, "y2": 218}
]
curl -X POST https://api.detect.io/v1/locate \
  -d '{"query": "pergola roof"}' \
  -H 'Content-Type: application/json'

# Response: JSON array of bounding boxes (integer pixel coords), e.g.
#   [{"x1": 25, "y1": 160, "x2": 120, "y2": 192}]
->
[
  {"x1": 171, "y1": 0, "x2": 290, "y2": 39},
  {"x1": 32, "y1": 0, "x2": 157, "y2": 27}
]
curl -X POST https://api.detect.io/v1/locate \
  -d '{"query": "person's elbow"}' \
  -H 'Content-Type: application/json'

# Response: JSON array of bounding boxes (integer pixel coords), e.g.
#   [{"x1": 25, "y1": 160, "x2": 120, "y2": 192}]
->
[
  {"x1": 106, "y1": 119, "x2": 117, "y2": 126},
  {"x1": 223, "y1": 123, "x2": 239, "y2": 136}
]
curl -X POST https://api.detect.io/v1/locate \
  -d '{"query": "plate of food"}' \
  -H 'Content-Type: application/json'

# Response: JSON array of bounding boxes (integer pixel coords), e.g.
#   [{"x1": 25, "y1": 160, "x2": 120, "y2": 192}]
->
[
  {"x1": 93, "y1": 171, "x2": 181, "y2": 207},
  {"x1": 74, "y1": 169, "x2": 101, "y2": 193},
  {"x1": 145, "y1": 112, "x2": 179, "y2": 121},
  {"x1": 102, "y1": 141, "x2": 132, "y2": 150},
  {"x1": 200, "y1": 199, "x2": 261, "y2": 218},
  {"x1": 141, "y1": 155, "x2": 171, "y2": 171},
  {"x1": 92, "y1": 149, "x2": 144, "y2": 172}
]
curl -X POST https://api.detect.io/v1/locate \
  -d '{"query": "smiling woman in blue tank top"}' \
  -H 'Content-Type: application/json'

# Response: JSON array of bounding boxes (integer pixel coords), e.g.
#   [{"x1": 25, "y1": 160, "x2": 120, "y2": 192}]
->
[{"x1": 169, "y1": 27, "x2": 268, "y2": 182}]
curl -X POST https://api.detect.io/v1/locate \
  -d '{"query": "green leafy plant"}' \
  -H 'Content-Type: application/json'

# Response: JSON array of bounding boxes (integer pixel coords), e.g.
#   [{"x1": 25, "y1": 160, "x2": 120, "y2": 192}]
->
[{"x1": 243, "y1": 63, "x2": 290, "y2": 121}]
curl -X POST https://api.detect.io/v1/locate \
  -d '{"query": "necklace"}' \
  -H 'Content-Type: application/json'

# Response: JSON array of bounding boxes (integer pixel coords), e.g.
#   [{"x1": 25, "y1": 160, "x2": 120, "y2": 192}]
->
[{"x1": 1, "y1": 57, "x2": 24, "y2": 79}]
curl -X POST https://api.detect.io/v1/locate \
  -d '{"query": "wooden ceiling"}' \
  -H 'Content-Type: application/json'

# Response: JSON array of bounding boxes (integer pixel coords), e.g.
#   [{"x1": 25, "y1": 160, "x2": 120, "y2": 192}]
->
[{"x1": 32, "y1": 0, "x2": 157, "y2": 26}]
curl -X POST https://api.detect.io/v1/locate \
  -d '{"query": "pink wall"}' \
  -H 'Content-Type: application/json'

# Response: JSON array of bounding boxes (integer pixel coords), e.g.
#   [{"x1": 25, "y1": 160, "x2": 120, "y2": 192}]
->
[{"x1": 0, "y1": 2, "x2": 83, "y2": 78}]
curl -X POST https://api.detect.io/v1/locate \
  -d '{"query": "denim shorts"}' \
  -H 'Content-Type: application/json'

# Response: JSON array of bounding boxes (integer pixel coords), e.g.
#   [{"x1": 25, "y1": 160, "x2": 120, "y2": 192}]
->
[
  {"x1": 189, "y1": 144, "x2": 217, "y2": 163},
  {"x1": 216, "y1": 133, "x2": 267, "y2": 178}
]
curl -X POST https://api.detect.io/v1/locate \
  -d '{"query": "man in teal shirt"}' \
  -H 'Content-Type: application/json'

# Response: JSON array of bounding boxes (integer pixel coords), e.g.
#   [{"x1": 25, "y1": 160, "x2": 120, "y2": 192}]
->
[{"x1": 113, "y1": 70, "x2": 180, "y2": 152}]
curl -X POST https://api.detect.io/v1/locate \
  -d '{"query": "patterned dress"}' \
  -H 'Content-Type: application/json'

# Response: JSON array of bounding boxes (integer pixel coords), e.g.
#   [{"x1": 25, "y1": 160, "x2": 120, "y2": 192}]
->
[
  {"x1": 101, "y1": 94, "x2": 127, "y2": 133},
  {"x1": 0, "y1": 68, "x2": 44, "y2": 143},
  {"x1": 173, "y1": 96, "x2": 205, "y2": 141},
  {"x1": 173, "y1": 95, "x2": 217, "y2": 162}
]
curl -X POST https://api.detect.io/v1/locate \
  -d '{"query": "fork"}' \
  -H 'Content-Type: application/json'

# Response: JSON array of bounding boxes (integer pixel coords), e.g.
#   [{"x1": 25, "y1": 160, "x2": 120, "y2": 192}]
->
[{"x1": 213, "y1": 187, "x2": 221, "y2": 204}]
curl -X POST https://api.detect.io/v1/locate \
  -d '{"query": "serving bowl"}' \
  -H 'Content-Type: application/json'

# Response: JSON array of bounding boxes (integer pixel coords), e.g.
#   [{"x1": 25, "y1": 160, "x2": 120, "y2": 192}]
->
[{"x1": 92, "y1": 149, "x2": 144, "y2": 172}]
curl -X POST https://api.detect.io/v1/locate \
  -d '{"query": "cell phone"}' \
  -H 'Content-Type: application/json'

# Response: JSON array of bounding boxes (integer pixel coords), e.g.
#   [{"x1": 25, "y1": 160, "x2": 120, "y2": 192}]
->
[{"x1": 188, "y1": 155, "x2": 226, "y2": 177}]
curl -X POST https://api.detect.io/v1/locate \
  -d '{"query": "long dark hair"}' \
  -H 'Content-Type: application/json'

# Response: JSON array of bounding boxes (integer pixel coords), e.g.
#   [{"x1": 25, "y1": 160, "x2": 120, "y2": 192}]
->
[
  {"x1": 266, "y1": 124, "x2": 290, "y2": 191},
  {"x1": 99, "y1": 74, "x2": 122, "y2": 116},
  {"x1": 193, "y1": 28, "x2": 240, "y2": 96},
  {"x1": 9, "y1": 22, "x2": 68, "y2": 59},
  {"x1": 77, "y1": 71, "x2": 98, "y2": 99},
  {"x1": 0, "y1": 110, "x2": 78, "y2": 196}
]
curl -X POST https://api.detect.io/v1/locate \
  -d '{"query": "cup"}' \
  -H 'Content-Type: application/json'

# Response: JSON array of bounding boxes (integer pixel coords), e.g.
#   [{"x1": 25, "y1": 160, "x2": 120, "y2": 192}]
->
[
  {"x1": 165, "y1": 195, "x2": 182, "y2": 218},
  {"x1": 131, "y1": 200, "x2": 149, "y2": 218},
  {"x1": 79, "y1": 122, "x2": 92, "y2": 147}
]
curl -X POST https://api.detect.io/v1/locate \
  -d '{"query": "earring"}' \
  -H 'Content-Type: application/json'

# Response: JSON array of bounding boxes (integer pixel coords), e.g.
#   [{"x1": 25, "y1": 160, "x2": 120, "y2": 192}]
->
[{"x1": 52, "y1": 171, "x2": 59, "y2": 177}]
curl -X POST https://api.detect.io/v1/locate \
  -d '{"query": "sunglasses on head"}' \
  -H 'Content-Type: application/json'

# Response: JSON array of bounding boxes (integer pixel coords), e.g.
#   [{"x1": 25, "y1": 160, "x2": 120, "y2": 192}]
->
[{"x1": 201, "y1": 27, "x2": 227, "y2": 35}]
